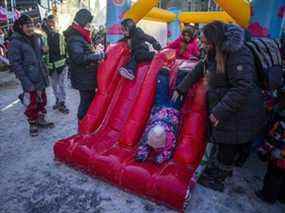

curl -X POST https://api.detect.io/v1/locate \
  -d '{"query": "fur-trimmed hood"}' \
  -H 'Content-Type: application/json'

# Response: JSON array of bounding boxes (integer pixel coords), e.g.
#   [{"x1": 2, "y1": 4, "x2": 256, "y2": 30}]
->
[{"x1": 222, "y1": 24, "x2": 245, "y2": 53}]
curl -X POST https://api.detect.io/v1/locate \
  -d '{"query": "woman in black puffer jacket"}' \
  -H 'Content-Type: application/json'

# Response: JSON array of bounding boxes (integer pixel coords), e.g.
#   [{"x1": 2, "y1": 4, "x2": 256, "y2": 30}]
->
[{"x1": 174, "y1": 21, "x2": 266, "y2": 192}]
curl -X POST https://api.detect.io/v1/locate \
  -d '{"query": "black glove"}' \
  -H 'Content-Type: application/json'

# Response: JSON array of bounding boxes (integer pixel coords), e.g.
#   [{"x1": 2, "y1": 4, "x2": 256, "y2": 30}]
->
[{"x1": 153, "y1": 42, "x2": 162, "y2": 51}]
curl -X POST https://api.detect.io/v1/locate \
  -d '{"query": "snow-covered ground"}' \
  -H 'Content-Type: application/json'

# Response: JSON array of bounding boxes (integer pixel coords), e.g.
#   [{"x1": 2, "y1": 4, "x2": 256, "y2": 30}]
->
[{"x1": 0, "y1": 73, "x2": 284, "y2": 213}]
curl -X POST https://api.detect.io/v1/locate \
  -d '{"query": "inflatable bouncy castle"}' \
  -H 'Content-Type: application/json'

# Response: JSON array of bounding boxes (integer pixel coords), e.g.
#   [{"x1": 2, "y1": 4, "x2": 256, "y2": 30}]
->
[{"x1": 54, "y1": 42, "x2": 207, "y2": 210}]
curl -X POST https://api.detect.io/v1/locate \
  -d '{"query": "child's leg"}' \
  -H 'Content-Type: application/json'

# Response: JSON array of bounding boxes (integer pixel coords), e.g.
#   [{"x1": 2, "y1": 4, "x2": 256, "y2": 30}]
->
[
  {"x1": 260, "y1": 162, "x2": 284, "y2": 203},
  {"x1": 155, "y1": 68, "x2": 171, "y2": 107},
  {"x1": 135, "y1": 50, "x2": 155, "y2": 63}
]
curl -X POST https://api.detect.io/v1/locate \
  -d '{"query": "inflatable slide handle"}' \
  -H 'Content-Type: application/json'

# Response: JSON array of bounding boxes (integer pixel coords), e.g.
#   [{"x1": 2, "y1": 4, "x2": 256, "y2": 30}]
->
[
  {"x1": 119, "y1": 49, "x2": 176, "y2": 147},
  {"x1": 79, "y1": 43, "x2": 130, "y2": 134}
]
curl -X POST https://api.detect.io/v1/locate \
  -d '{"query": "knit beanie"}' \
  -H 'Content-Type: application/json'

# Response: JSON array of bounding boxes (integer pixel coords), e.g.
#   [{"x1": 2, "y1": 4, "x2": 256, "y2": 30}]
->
[
  {"x1": 18, "y1": 14, "x2": 33, "y2": 26},
  {"x1": 74, "y1": 9, "x2": 93, "y2": 27}
]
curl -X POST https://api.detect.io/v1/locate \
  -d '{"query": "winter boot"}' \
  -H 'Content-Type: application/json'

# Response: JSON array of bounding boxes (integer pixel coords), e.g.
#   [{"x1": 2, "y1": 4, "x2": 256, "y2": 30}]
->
[
  {"x1": 58, "y1": 102, "x2": 69, "y2": 114},
  {"x1": 198, "y1": 166, "x2": 232, "y2": 192},
  {"x1": 53, "y1": 98, "x2": 60, "y2": 110},
  {"x1": 119, "y1": 67, "x2": 135, "y2": 80},
  {"x1": 29, "y1": 122, "x2": 39, "y2": 137},
  {"x1": 135, "y1": 145, "x2": 150, "y2": 162},
  {"x1": 37, "y1": 114, "x2": 55, "y2": 129}
]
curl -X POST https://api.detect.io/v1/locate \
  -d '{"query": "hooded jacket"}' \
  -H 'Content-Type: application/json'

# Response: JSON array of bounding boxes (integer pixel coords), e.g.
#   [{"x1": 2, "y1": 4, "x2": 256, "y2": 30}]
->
[
  {"x1": 8, "y1": 32, "x2": 49, "y2": 91},
  {"x1": 167, "y1": 36, "x2": 200, "y2": 60},
  {"x1": 177, "y1": 24, "x2": 266, "y2": 145}
]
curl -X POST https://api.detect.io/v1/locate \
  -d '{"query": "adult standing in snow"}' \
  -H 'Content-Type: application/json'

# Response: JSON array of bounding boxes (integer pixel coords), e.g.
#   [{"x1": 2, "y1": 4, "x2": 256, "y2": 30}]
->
[
  {"x1": 173, "y1": 21, "x2": 266, "y2": 192},
  {"x1": 43, "y1": 15, "x2": 69, "y2": 114},
  {"x1": 64, "y1": 9, "x2": 105, "y2": 120},
  {"x1": 8, "y1": 14, "x2": 54, "y2": 137}
]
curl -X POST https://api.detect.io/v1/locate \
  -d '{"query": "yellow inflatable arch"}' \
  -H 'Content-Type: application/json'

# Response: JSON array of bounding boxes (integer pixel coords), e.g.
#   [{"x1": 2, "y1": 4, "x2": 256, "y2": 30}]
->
[{"x1": 123, "y1": 0, "x2": 250, "y2": 28}]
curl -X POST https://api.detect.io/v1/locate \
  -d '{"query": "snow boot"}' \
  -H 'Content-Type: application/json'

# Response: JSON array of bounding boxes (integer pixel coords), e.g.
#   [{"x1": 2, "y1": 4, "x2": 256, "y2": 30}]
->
[
  {"x1": 29, "y1": 122, "x2": 39, "y2": 137},
  {"x1": 198, "y1": 166, "x2": 232, "y2": 192},
  {"x1": 135, "y1": 145, "x2": 150, "y2": 162},
  {"x1": 37, "y1": 115, "x2": 55, "y2": 129},
  {"x1": 119, "y1": 67, "x2": 135, "y2": 80},
  {"x1": 58, "y1": 102, "x2": 69, "y2": 114}
]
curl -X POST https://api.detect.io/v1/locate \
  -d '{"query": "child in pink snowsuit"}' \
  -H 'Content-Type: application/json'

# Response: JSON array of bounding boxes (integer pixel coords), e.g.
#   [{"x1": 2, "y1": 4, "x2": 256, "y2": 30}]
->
[{"x1": 167, "y1": 25, "x2": 200, "y2": 60}]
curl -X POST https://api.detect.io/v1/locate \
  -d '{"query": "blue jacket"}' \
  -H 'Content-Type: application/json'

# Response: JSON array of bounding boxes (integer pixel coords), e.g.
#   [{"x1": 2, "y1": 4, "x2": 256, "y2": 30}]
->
[{"x1": 8, "y1": 32, "x2": 49, "y2": 91}]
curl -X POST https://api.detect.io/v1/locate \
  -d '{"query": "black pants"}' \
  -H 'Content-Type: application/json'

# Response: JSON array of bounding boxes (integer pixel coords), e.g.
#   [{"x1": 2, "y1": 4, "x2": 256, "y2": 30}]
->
[
  {"x1": 218, "y1": 143, "x2": 251, "y2": 167},
  {"x1": 78, "y1": 90, "x2": 96, "y2": 120},
  {"x1": 261, "y1": 162, "x2": 285, "y2": 203},
  {"x1": 125, "y1": 50, "x2": 155, "y2": 74}
]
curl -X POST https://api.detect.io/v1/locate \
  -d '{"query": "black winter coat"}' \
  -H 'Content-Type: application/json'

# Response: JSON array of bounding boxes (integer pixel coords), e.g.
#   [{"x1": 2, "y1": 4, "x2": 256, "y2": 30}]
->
[
  {"x1": 177, "y1": 25, "x2": 266, "y2": 145},
  {"x1": 121, "y1": 27, "x2": 160, "y2": 53},
  {"x1": 8, "y1": 32, "x2": 49, "y2": 92},
  {"x1": 64, "y1": 27, "x2": 98, "y2": 91}
]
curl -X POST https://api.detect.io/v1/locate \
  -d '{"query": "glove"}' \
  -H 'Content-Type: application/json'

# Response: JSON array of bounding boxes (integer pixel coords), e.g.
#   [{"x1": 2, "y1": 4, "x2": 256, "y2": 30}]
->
[
  {"x1": 153, "y1": 42, "x2": 162, "y2": 51},
  {"x1": 88, "y1": 50, "x2": 105, "y2": 61}
]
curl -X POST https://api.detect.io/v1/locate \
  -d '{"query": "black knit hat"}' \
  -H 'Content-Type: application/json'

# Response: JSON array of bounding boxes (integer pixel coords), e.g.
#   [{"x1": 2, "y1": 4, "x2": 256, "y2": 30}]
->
[
  {"x1": 47, "y1": 14, "x2": 55, "y2": 21},
  {"x1": 13, "y1": 14, "x2": 33, "y2": 33},
  {"x1": 74, "y1": 9, "x2": 93, "y2": 27},
  {"x1": 18, "y1": 14, "x2": 33, "y2": 26}
]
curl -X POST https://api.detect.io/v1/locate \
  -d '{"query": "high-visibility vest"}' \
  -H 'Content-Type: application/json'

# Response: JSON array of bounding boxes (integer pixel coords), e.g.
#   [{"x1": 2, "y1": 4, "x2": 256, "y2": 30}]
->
[{"x1": 44, "y1": 31, "x2": 66, "y2": 71}]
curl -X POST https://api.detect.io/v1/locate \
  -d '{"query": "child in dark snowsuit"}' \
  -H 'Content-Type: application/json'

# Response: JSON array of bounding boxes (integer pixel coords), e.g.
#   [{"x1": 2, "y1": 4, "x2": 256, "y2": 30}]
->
[
  {"x1": 135, "y1": 67, "x2": 188, "y2": 164},
  {"x1": 118, "y1": 19, "x2": 162, "y2": 80}
]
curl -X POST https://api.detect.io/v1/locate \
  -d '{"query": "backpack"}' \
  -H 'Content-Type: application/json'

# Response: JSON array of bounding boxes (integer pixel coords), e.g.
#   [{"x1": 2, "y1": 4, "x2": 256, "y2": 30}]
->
[{"x1": 246, "y1": 38, "x2": 284, "y2": 91}]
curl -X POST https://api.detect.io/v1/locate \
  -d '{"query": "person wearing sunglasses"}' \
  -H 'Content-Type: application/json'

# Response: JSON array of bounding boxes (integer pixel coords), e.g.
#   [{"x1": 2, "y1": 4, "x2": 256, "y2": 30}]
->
[{"x1": 8, "y1": 14, "x2": 54, "y2": 137}]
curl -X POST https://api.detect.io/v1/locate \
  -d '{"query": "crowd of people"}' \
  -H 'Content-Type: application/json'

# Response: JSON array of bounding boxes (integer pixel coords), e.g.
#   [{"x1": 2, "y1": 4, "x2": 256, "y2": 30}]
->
[{"x1": 6, "y1": 8, "x2": 285, "y2": 206}]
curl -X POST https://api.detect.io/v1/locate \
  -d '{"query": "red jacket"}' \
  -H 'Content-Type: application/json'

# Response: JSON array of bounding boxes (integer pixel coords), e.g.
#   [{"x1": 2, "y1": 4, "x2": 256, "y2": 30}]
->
[{"x1": 167, "y1": 36, "x2": 200, "y2": 60}]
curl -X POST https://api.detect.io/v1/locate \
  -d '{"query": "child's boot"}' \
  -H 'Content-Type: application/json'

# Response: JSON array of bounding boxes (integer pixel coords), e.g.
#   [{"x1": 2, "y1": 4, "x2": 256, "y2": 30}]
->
[
  {"x1": 37, "y1": 114, "x2": 55, "y2": 129},
  {"x1": 135, "y1": 145, "x2": 150, "y2": 162},
  {"x1": 119, "y1": 67, "x2": 135, "y2": 80},
  {"x1": 58, "y1": 102, "x2": 70, "y2": 114}
]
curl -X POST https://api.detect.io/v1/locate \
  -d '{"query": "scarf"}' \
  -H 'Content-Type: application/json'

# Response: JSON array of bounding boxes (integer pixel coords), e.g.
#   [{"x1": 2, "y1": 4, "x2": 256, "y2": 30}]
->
[{"x1": 71, "y1": 23, "x2": 92, "y2": 44}]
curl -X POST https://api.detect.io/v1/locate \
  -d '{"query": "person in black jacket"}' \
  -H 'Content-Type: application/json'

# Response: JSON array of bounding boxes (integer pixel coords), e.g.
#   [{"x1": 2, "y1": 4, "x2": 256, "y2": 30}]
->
[
  {"x1": 8, "y1": 14, "x2": 54, "y2": 137},
  {"x1": 173, "y1": 21, "x2": 266, "y2": 192},
  {"x1": 64, "y1": 9, "x2": 105, "y2": 120},
  {"x1": 118, "y1": 18, "x2": 161, "y2": 80}
]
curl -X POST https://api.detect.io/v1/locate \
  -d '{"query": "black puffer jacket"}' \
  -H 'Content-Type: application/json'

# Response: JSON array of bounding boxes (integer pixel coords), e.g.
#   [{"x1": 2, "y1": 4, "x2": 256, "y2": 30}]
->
[
  {"x1": 64, "y1": 27, "x2": 99, "y2": 91},
  {"x1": 8, "y1": 32, "x2": 49, "y2": 91},
  {"x1": 177, "y1": 25, "x2": 266, "y2": 145}
]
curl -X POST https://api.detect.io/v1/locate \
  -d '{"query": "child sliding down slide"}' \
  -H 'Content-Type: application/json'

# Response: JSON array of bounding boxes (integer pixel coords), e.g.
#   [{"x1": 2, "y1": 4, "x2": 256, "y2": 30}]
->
[
  {"x1": 119, "y1": 19, "x2": 162, "y2": 80},
  {"x1": 135, "y1": 67, "x2": 189, "y2": 164}
]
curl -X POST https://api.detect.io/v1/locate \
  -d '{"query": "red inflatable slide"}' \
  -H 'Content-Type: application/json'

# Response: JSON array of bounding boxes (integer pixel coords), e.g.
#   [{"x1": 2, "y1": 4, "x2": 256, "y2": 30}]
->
[{"x1": 54, "y1": 42, "x2": 207, "y2": 210}]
